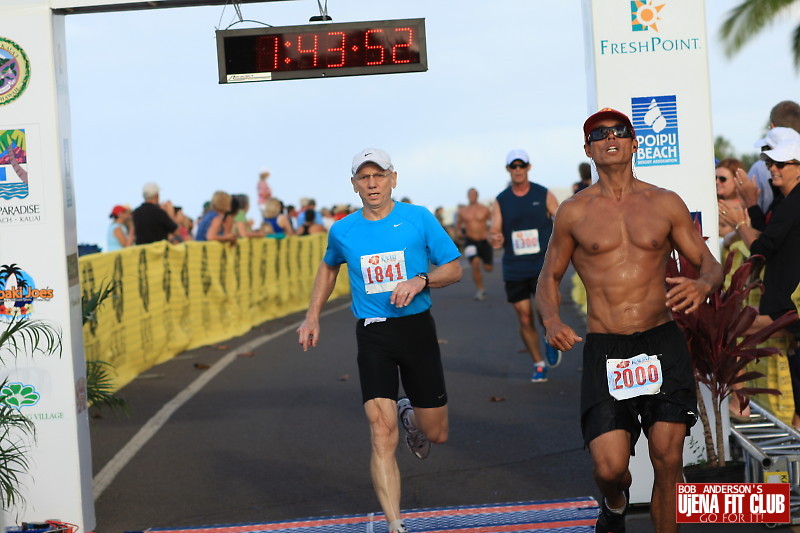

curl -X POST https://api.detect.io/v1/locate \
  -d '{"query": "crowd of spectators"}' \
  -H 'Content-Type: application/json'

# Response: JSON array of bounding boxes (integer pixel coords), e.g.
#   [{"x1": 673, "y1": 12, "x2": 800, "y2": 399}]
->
[
  {"x1": 716, "y1": 100, "x2": 800, "y2": 426},
  {"x1": 104, "y1": 173, "x2": 361, "y2": 253}
]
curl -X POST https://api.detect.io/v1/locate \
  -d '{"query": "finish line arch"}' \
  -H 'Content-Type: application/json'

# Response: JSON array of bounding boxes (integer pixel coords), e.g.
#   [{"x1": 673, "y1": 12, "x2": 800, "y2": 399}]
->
[{"x1": 1, "y1": 0, "x2": 716, "y2": 530}]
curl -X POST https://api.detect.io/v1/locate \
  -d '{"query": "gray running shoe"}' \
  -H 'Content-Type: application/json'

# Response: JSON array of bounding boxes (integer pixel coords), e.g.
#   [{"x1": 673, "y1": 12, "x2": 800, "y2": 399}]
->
[
  {"x1": 474, "y1": 289, "x2": 486, "y2": 301},
  {"x1": 390, "y1": 526, "x2": 408, "y2": 533},
  {"x1": 397, "y1": 397, "x2": 430, "y2": 459}
]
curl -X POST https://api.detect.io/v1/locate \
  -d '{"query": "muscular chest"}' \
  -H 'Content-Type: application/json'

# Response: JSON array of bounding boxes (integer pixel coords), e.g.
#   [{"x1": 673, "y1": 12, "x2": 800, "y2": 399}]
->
[{"x1": 573, "y1": 208, "x2": 671, "y2": 255}]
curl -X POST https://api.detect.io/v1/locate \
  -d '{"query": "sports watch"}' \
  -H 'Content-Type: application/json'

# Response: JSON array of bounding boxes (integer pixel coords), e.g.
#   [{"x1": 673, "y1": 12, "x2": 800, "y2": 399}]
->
[{"x1": 415, "y1": 272, "x2": 429, "y2": 287}]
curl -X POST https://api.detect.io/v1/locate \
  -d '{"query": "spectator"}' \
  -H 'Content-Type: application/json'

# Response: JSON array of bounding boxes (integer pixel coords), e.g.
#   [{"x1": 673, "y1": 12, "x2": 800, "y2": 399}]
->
[
  {"x1": 333, "y1": 204, "x2": 349, "y2": 221},
  {"x1": 286, "y1": 204, "x2": 299, "y2": 230},
  {"x1": 320, "y1": 207, "x2": 335, "y2": 230},
  {"x1": 745, "y1": 101, "x2": 800, "y2": 215},
  {"x1": 738, "y1": 126, "x2": 800, "y2": 232},
  {"x1": 232, "y1": 194, "x2": 265, "y2": 238},
  {"x1": 573, "y1": 162, "x2": 592, "y2": 194},
  {"x1": 262, "y1": 197, "x2": 294, "y2": 238},
  {"x1": 170, "y1": 206, "x2": 193, "y2": 243},
  {"x1": 132, "y1": 182, "x2": 178, "y2": 245},
  {"x1": 715, "y1": 158, "x2": 746, "y2": 237},
  {"x1": 195, "y1": 191, "x2": 237, "y2": 244},
  {"x1": 107, "y1": 205, "x2": 133, "y2": 251},
  {"x1": 297, "y1": 208, "x2": 327, "y2": 235},
  {"x1": 257, "y1": 168, "x2": 272, "y2": 207}
]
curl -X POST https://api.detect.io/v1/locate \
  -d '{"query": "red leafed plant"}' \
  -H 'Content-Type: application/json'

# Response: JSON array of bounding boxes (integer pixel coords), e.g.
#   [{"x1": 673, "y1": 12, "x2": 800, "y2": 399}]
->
[{"x1": 667, "y1": 246, "x2": 799, "y2": 467}]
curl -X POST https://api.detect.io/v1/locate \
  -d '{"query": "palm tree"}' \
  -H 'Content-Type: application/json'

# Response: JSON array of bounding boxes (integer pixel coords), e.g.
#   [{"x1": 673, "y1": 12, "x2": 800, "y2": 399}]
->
[
  {"x1": 0, "y1": 318, "x2": 61, "y2": 508},
  {"x1": 719, "y1": 0, "x2": 800, "y2": 69}
]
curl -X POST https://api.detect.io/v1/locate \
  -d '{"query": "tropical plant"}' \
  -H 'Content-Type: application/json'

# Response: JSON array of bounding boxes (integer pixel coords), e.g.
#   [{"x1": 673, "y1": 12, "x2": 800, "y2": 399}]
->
[
  {"x1": 0, "y1": 317, "x2": 62, "y2": 508},
  {"x1": 0, "y1": 401, "x2": 34, "y2": 509},
  {"x1": 719, "y1": 0, "x2": 800, "y2": 69},
  {"x1": 81, "y1": 281, "x2": 128, "y2": 415},
  {"x1": 667, "y1": 250, "x2": 799, "y2": 467}
]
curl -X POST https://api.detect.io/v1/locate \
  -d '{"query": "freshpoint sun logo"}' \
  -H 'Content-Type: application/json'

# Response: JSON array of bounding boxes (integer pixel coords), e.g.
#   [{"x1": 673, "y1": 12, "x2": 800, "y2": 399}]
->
[
  {"x1": 631, "y1": 95, "x2": 680, "y2": 167},
  {"x1": 631, "y1": 1, "x2": 666, "y2": 32}
]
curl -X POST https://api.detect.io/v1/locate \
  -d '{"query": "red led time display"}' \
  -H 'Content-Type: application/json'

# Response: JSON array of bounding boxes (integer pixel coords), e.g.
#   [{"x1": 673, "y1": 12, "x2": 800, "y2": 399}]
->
[{"x1": 216, "y1": 19, "x2": 427, "y2": 83}]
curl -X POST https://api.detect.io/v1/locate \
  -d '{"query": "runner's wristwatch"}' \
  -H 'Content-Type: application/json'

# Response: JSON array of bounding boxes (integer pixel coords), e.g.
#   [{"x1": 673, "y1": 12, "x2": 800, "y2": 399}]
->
[{"x1": 415, "y1": 272, "x2": 429, "y2": 287}]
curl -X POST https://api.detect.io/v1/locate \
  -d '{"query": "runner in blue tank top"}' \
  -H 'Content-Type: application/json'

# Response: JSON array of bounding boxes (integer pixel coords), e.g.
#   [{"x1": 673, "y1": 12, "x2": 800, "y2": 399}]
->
[
  {"x1": 490, "y1": 149, "x2": 561, "y2": 382},
  {"x1": 297, "y1": 148, "x2": 462, "y2": 533}
]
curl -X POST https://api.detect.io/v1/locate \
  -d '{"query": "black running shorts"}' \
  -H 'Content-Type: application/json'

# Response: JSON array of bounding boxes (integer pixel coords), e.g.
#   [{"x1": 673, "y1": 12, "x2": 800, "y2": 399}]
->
[
  {"x1": 356, "y1": 310, "x2": 448, "y2": 408},
  {"x1": 581, "y1": 321, "x2": 698, "y2": 454},
  {"x1": 463, "y1": 238, "x2": 493, "y2": 266},
  {"x1": 504, "y1": 275, "x2": 540, "y2": 304}
]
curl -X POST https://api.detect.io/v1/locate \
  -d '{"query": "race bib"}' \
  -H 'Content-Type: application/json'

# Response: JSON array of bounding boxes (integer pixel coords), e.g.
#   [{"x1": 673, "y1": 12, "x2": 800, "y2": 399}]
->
[
  {"x1": 606, "y1": 353, "x2": 663, "y2": 401},
  {"x1": 511, "y1": 229, "x2": 540, "y2": 255},
  {"x1": 360, "y1": 250, "x2": 407, "y2": 295}
]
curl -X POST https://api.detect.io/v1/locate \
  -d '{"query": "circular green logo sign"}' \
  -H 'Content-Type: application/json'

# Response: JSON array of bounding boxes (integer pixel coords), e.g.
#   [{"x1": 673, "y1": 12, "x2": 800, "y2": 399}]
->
[{"x1": 0, "y1": 37, "x2": 31, "y2": 106}]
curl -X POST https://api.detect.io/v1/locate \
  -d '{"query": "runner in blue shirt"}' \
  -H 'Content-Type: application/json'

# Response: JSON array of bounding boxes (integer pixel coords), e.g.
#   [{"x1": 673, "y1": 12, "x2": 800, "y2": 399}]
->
[{"x1": 297, "y1": 148, "x2": 462, "y2": 533}]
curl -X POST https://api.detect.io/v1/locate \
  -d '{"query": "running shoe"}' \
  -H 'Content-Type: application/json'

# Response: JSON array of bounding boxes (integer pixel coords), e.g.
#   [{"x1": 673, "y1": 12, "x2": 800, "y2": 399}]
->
[
  {"x1": 474, "y1": 289, "x2": 487, "y2": 301},
  {"x1": 544, "y1": 341, "x2": 562, "y2": 368},
  {"x1": 397, "y1": 397, "x2": 430, "y2": 459},
  {"x1": 530, "y1": 364, "x2": 548, "y2": 383},
  {"x1": 595, "y1": 488, "x2": 629, "y2": 533},
  {"x1": 390, "y1": 525, "x2": 408, "y2": 533}
]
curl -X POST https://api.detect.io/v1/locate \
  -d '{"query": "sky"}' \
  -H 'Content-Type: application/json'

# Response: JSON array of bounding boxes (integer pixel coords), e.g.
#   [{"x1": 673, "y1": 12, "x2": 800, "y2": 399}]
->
[{"x1": 62, "y1": 0, "x2": 800, "y2": 248}]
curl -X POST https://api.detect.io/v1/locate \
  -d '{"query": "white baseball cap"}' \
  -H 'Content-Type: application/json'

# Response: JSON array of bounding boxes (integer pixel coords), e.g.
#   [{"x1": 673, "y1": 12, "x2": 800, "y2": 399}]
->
[
  {"x1": 762, "y1": 139, "x2": 800, "y2": 163},
  {"x1": 351, "y1": 148, "x2": 393, "y2": 176},
  {"x1": 753, "y1": 127, "x2": 800, "y2": 150},
  {"x1": 506, "y1": 149, "x2": 530, "y2": 166},
  {"x1": 142, "y1": 182, "x2": 160, "y2": 198}
]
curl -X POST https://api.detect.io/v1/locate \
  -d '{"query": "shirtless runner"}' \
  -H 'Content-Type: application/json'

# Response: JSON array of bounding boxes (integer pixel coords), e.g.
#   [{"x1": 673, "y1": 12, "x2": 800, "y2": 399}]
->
[
  {"x1": 535, "y1": 109, "x2": 722, "y2": 533},
  {"x1": 457, "y1": 188, "x2": 493, "y2": 300}
]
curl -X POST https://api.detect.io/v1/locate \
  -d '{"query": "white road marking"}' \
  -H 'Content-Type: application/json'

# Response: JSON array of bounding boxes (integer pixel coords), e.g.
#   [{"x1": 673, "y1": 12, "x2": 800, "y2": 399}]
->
[{"x1": 93, "y1": 302, "x2": 350, "y2": 500}]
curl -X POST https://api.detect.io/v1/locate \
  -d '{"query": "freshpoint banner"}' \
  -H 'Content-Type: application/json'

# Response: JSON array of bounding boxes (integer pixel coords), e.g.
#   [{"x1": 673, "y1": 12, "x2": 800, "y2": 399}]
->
[
  {"x1": 582, "y1": 0, "x2": 717, "y2": 240},
  {"x1": 582, "y1": 0, "x2": 720, "y2": 505}
]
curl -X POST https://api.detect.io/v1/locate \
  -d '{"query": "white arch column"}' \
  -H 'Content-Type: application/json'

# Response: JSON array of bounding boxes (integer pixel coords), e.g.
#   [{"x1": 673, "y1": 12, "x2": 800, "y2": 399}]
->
[{"x1": 0, "y1": 2, "x2": 93, "y2": 529}]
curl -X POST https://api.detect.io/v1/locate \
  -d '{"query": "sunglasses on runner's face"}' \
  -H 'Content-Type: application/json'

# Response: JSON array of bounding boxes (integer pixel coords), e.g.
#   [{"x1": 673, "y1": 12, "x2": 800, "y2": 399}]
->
[
  {"x1": 586, "y1": 125, "x2": 633, "y2": 143},
  {"x1": 715, "y1": 175, "x2": 727, "y2": 183},
  {"x1": 507, "y1": 162, "x2": 528, "y2": 169},
  {"x1": 764, "y1": 158, "x2": 800, "y2": 169}
]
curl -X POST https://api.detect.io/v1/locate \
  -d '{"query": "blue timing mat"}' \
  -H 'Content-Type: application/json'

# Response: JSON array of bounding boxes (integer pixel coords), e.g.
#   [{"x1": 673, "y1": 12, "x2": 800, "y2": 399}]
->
[{"x1": 128, "y1": 497, "x2": 599, "y2": 533}]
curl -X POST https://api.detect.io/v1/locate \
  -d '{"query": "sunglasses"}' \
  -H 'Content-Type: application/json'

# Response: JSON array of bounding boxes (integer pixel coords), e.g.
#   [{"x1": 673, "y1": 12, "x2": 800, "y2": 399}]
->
[
  {"x1": 507, "y1": 162, "x2": 528, "y2": 169},
  {"x1": 764, "y1": 158, "x2": 800, "y2": 169},
  {"x1": 715, "y1": 175, "x2": 727, "y2": 183},
  {"x1": 587, "y1": 125, "x2": 633, "y2": 143}
]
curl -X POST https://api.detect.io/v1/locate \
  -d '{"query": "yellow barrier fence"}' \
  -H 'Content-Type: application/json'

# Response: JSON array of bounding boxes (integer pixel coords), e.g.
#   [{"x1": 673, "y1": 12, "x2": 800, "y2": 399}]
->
[{"x1": 80, "y1": 235, "x2": 349, "y2": 391}]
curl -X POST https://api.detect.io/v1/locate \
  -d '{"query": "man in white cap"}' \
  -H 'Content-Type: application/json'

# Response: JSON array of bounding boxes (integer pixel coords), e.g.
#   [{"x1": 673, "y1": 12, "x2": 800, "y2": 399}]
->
[
  {"x1": 536, "y1": 109, "x2": 722, "y2": 533},
  {"x1": 489, "y1": 149, "x2": 561, "y2": 382},
  {"x1": 297, "y1": 148, "x2": 461, "y2": 533},
  {"x1": 132, "y1": 182, "x2": 177, "y2": 245}
]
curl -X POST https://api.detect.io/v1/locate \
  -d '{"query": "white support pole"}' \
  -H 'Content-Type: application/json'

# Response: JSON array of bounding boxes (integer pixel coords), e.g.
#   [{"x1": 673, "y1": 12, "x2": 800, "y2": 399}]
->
[
  {"x1": 0, "y1": 3, "x2": 94, "y2": 529},
  {"x1": 582, "y1": 0, "x2": 720, "y2": 505}
]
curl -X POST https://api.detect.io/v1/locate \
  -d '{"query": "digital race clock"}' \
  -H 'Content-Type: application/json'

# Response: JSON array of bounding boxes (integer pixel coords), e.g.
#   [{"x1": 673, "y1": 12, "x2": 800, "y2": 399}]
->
[{"x1": 216, "y1": 18, "x2": 427, "y2": 83}]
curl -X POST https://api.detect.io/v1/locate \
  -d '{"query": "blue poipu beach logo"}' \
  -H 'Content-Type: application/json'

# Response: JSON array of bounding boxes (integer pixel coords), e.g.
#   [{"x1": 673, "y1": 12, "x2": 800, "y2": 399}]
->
[{"x1": 631, "y1": 95, "x2": 680, "y2": 167}]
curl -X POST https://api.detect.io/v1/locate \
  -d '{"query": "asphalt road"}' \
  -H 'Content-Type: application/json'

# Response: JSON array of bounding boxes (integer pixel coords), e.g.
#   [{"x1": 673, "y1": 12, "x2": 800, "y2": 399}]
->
[{"x1": 90, "y1": 257, "x2": 790, "y2": 533}]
